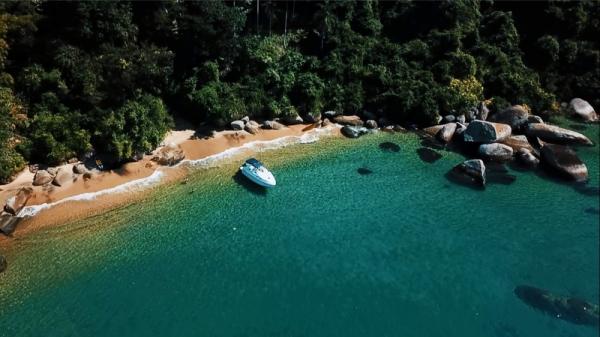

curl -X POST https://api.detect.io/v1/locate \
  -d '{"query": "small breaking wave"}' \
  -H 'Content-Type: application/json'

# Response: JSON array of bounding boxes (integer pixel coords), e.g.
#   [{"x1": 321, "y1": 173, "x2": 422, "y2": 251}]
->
[{"x1": 17, "y1": 126, "x2": 338, "y2": 218}]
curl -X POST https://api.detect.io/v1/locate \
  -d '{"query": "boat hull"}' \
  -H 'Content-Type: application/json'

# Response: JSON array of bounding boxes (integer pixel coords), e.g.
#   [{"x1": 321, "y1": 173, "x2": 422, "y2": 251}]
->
[{"x1": 240, "y1": 166, "x2": 276, "y2": 188}]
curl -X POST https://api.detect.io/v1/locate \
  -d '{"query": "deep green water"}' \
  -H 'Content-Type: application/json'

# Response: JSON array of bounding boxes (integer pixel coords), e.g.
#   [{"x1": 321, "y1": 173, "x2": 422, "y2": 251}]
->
[{"x1": 0, "y1": 121, "x2": 598, "y2": 337}]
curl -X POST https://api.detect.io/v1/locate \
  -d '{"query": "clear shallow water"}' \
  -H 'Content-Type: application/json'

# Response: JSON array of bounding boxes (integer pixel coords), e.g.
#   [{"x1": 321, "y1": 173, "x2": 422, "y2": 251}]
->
[{"x1": 0, "y1": 121, "x2": 598, "y2": 337}]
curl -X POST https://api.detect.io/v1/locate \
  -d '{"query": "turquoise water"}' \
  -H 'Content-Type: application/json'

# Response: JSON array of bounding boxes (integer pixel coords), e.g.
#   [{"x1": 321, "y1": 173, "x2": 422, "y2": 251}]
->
[{"x1": 0, "y1": 121, "x2": 598, "y2": 337}]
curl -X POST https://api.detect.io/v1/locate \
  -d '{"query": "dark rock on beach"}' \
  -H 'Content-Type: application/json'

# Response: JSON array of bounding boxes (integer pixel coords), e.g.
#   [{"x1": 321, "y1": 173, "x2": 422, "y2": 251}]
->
[
  {"x1": 357, "y1": 167, "x2": 373, "y2": 175},
  {"x1": 0, "y1": 212, "x2": 21, "y2": 235},
  {"x1": 379, "y1": 142, "x2": 400, "y2": 152},
  {"x1": 417, "y1": 147, "x2": 442, "y2": 163},
  {"x1": 341, "y1": 125, "x2": 369, "y2": 138},
  {"x1": 540, "y1": 144, "x2": 588, "y2": 182},
  {"x1": 4, "y1": 187, "x2": 32, "y2": 215},
  {"x1": 515, "y1": 148, "x2": 539, "y2": 168}
]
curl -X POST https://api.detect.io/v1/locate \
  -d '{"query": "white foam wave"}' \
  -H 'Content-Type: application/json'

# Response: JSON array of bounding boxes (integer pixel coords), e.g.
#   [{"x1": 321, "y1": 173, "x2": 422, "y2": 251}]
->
[
  {"x1": 16, "y1": 125, "x2": 338, "y2": 218},
  {"x1": 17, "y1": 170, "x2": 164, "y2": 218}
]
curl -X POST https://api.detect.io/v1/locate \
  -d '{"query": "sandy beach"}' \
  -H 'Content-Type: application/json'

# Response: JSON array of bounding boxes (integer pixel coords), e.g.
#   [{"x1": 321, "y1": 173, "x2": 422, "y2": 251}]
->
[{"x1": 0, "y1": 123, "x2": 335, "y2": 241}]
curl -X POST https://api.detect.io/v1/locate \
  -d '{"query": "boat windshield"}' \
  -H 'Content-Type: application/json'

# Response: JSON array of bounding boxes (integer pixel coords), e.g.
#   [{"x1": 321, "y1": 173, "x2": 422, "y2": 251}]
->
[{"x1": 245, "y1": 158, "x2": 263, "y2": 168}]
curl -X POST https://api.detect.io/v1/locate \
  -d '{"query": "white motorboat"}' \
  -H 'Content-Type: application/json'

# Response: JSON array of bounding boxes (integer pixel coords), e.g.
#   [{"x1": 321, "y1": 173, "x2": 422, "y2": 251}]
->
[{"x1": 240, "y1": 158, "x2": 276, "y2": 188}]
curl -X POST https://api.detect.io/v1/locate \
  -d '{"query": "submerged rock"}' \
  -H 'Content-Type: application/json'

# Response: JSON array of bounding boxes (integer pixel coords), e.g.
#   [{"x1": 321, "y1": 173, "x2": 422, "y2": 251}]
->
[
  {"x1": 486, "y1": 163, "x2": 517, "y2": 185},
  {"x1": 0, "y1": 212, "x2": 21, "y2": 235},
  {"x1": 333, "y1": 115, "x2": 364, "y2": 126},
  {"x1": 489, "y1": 105, "x2": 529, "y2": 132},
  {"x1": 32, "y1": 169, "x2": 54, "y2": 186},
  {"x1": 569, "y1": 98, "x2": 598, "y2": 122},
  {"x1": 478, "y1": 143, "x2": 514, "y2": 162},
  {"x1": 527, "y1": 123, "x2": 593, "y2": 146},
  {"x1": 448, "y1": 159, "x2": 486, "y2": 188},
  {"x1": 4, "y1": 187, "x2": 32, "y2": 215},
  {"x1": 357, "y1": 167, "x2": 373, "y2": 175},
  {"x1": 152, "y1": 144, "x2": 185, "y2": 166},
  {"x1": 515, "y1": 285, "x2": 599, "y2": 327},
  {"x1": 540, "y1": 144, "x2": 588, "y2": 182},
  {"x1": 585, "y1": 207, "x2": 600, "y2": 215},
  {"x1": 379, "y1": 142, "x2": 400, "y2": 152},
  {"x1": 0, "y1": 254, "x2": 6, "y2": 273},
  {"x1": 463, "y1": 121, "x2": 511, "y2": 143},
  {"x1": 416, "y1": 147, "x2": 442, "y2": 163},
  {"x1": 341, "y1": 125, "x2": 369, "y2": 138}
]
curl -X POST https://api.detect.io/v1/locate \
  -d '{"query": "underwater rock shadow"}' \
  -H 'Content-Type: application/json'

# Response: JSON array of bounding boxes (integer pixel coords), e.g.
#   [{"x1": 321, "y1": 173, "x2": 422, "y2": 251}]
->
[
  {"x1": 416, "y1": 147, "x2": 442, "y2": 163},
  {"x1": 486, "y1": 163, "x2": 517, "y2": 186},
  {"x1": 232, "y1": 171, "x2": 268, "y2": 196},
  {"x1": 533, "y1": 167, "x2": 600, "y2": 197},
  {"x1": 444, "y1": 170, "x2": 485, "y2": 191},
  {"x1": 379, "y1": 141, "x2": 401, "y2": 152},
  {"x1": 357, "y1": 167, "x2": 374, "y2": 175}
]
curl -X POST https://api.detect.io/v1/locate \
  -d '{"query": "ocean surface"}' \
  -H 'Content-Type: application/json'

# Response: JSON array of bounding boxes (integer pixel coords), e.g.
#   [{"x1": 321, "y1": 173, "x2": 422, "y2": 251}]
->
[{"x1": 0, "y1": 119, "x2": 598, "y2": 337}]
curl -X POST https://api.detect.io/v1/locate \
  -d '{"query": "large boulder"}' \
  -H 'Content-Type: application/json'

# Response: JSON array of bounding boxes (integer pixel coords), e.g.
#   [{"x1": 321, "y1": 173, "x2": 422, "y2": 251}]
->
[
  {"x1": 463, "y1": 120, "x2": 512, "y2": 143},
  {"x1": 569, "y1": 98, "x2": 598, "y2": 122},
  {"x1": 323, "y1": 110, "x2": 340, "y2": 119},
  {"x1": 4, "y1": 187, "x2": 33, "y2": 215},
  {"x1": 423, "y1": 124, "x2": 444, "y2": 137},
  {"x1": 478, "y1": 143, "x2": 514, "y2": 162},
  {"x1": 442, "y1": 115, "x2": 456, "y2": 123},
  {"x1": 489, "y1": 105, "x2": 529, "y2": 132},
  {"x1": 436, "y1": 123, "x2": 457, "y2": 143},
  {"x1": 476, "y1": 101, "x2": 489, "y2": 121},
  {"x1": 527, "y1": 115, "x2": 544, "y2": 124},
  {"x1": 449, "y1": 159, "x2": 486, "y2": 187},
  {"x1": 231, "y1": 120, "x2": 245, "y2": 130},
  {"x1": 244, "y1": 122, "x2": 260, "y2": 134},
  {"x1": 333, "y1": 115, "x2": 364, "y2": 126},
  {"x1": 500, "y1": 135, "x2": 535, "y2": 153},
  {"x1": 73, "y1": 163, "x2": 89, "y2": 174},
  {"x1": 262, "y1": 120, "x2": 285, "y2": 130},
  {"x1": 341, "y1": 125, "x2": 369, "y2": 138},
  {"x1": 52, "y1": 168, "x2": 73, "y2": 187},
  {"x1": 281, "y1": 114, "x2": 304, "y2": 125},
  {"x1": 152, "y1": 144, "x2": 185, "y2": 166},
  {"x1": 526, "y1": 123, "x2": 593, "y2": 146},
  {"x1": 303, "y1": 112, "x2": 322, "y2": 123},
  {"x1": 540, "y1": 144, "x2": 588, "y2": 182},
  {"x1": 516, "y1": 148, "x2": 539, "y2": 168},
  {"x1": 0, "y1": 212, "x2": 21, "y2": 235},
  {"x1": 365, "y1": 120, "x2": 378, "y2": 129},
  {"x1": 32, "y1": 169, "x2": 54, "y2": 186}
]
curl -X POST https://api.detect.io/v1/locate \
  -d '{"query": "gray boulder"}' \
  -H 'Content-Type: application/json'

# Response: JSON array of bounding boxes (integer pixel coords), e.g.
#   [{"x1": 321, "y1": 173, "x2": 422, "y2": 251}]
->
[
  {"x1": 456, "y1": 114, "x2": 466, "y2": 124},
  {"x1": 32, "y1": 170, "x2": 54, "y2": 186},
  {"x1": 451, "y1": 159, "x2": 486, "y2": 187},
  {"x1": 516, "y1": 148, "x2": 539, "y2": 168},
  {"x1": 341, "y1": 125, "x2": 369, "y2": 138},
  {"x1": 489, "y1": 105, "x2": 529, "y2": 132},
  {"x1": 423, "y1": 124, "x2": 444, "y2": 137},
  {"x1": 476, "y1": 102, "x2": 489, "y2": 121},
  {"x1": 241, "y1": 116, "x2": 250, "y2": 124},
  {"x1": 365, "y1": 120, "x2": 378, "y2": 129},
  {"x1": 478, "y1": 143, "x2": 514, "y2": 162},
  {"x1": 540, "y1": 144, "x2": 588, "y2": 182},
  {"x1": 527, "y1": 115, "x2": 544, "y2": 124},
  {"x1": 463, "y1": 120, "x2": 512, "y2": 143},
  {"x1": 231, "y1": 120, "x2": 245, "y2": 130},
  {"x1": 333, "y1": 115, "x2": 364, "y2": 126},
  {"x1": 466, "y1": 107, "x2": 477, "y2": 122},
  {"x1": 526, "y1": 123, "x2": 593, "y2": 146},
  {"x1": 244, "y1": 122, "x2": 260, "y2": 134},
  {"x1": 4, "y1": 187, "x2": 33, "y2": 215},
  {"x1": 569, "y1": 98, "x2": 598, "y2": 122},
  {"x1": 152, "y1": 144, "x2": 185, "y2": 166},
  {"x1": 442, "y1": 115, "x2": 456, "y2": 123},
  {"x1": 500, "y1": 135, "x2": 535, "y2": 153},
  {"x1": 0, "y1": 212, "x2": 21, "y2": 235},
  {"x1": 52, "y1": 168, "x2": 73, "y2": 187},
  {"x1": 263, "y1": 120, "x2": 285, "y2": 130},
  {"x1": 303, "y1": 112, "x2": 322, "y2": 123},
  {"x1": 454, "y1": 122, "x2": 467, "y2": 138},
  {"x1": 73, "y1": 163, "x2": 89, "y2": 174},
  {"x1": 436, "y1": 123, "x2": 457, "y2": 143},
  {"x1": 323, "y1": 110, "x2": 340, "y2": 119},
  {"x1": 281, "y1": 114, "x2": 304, "y2": 125}
]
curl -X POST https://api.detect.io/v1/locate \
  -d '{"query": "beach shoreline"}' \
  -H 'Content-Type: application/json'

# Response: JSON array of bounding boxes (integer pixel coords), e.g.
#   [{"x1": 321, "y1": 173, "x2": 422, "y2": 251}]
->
[{"x1": 0, "y1": 123, "x2": 339, "y2": 242}]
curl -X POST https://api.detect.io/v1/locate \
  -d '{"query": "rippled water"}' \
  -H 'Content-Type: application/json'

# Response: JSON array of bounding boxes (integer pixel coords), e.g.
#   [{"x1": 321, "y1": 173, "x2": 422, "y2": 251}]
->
[{"x1": 0, "y1": 120, "x2": 598, "y2": 337}]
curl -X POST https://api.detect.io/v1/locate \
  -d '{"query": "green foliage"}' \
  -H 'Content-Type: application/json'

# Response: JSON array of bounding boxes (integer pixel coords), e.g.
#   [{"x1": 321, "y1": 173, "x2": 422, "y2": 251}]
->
[
  {"x1": 0, "y1": 87, "x2": 25, "y2": 183},
  {"x1": 96, "y1": 94, "x2": 172, "y2": 161}
]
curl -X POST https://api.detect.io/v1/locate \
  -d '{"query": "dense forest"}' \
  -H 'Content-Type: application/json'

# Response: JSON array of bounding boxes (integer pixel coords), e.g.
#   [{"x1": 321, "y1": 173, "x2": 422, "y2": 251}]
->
[{"x1": 0, "y1": 0, "x2": 598, "y2": 183}]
